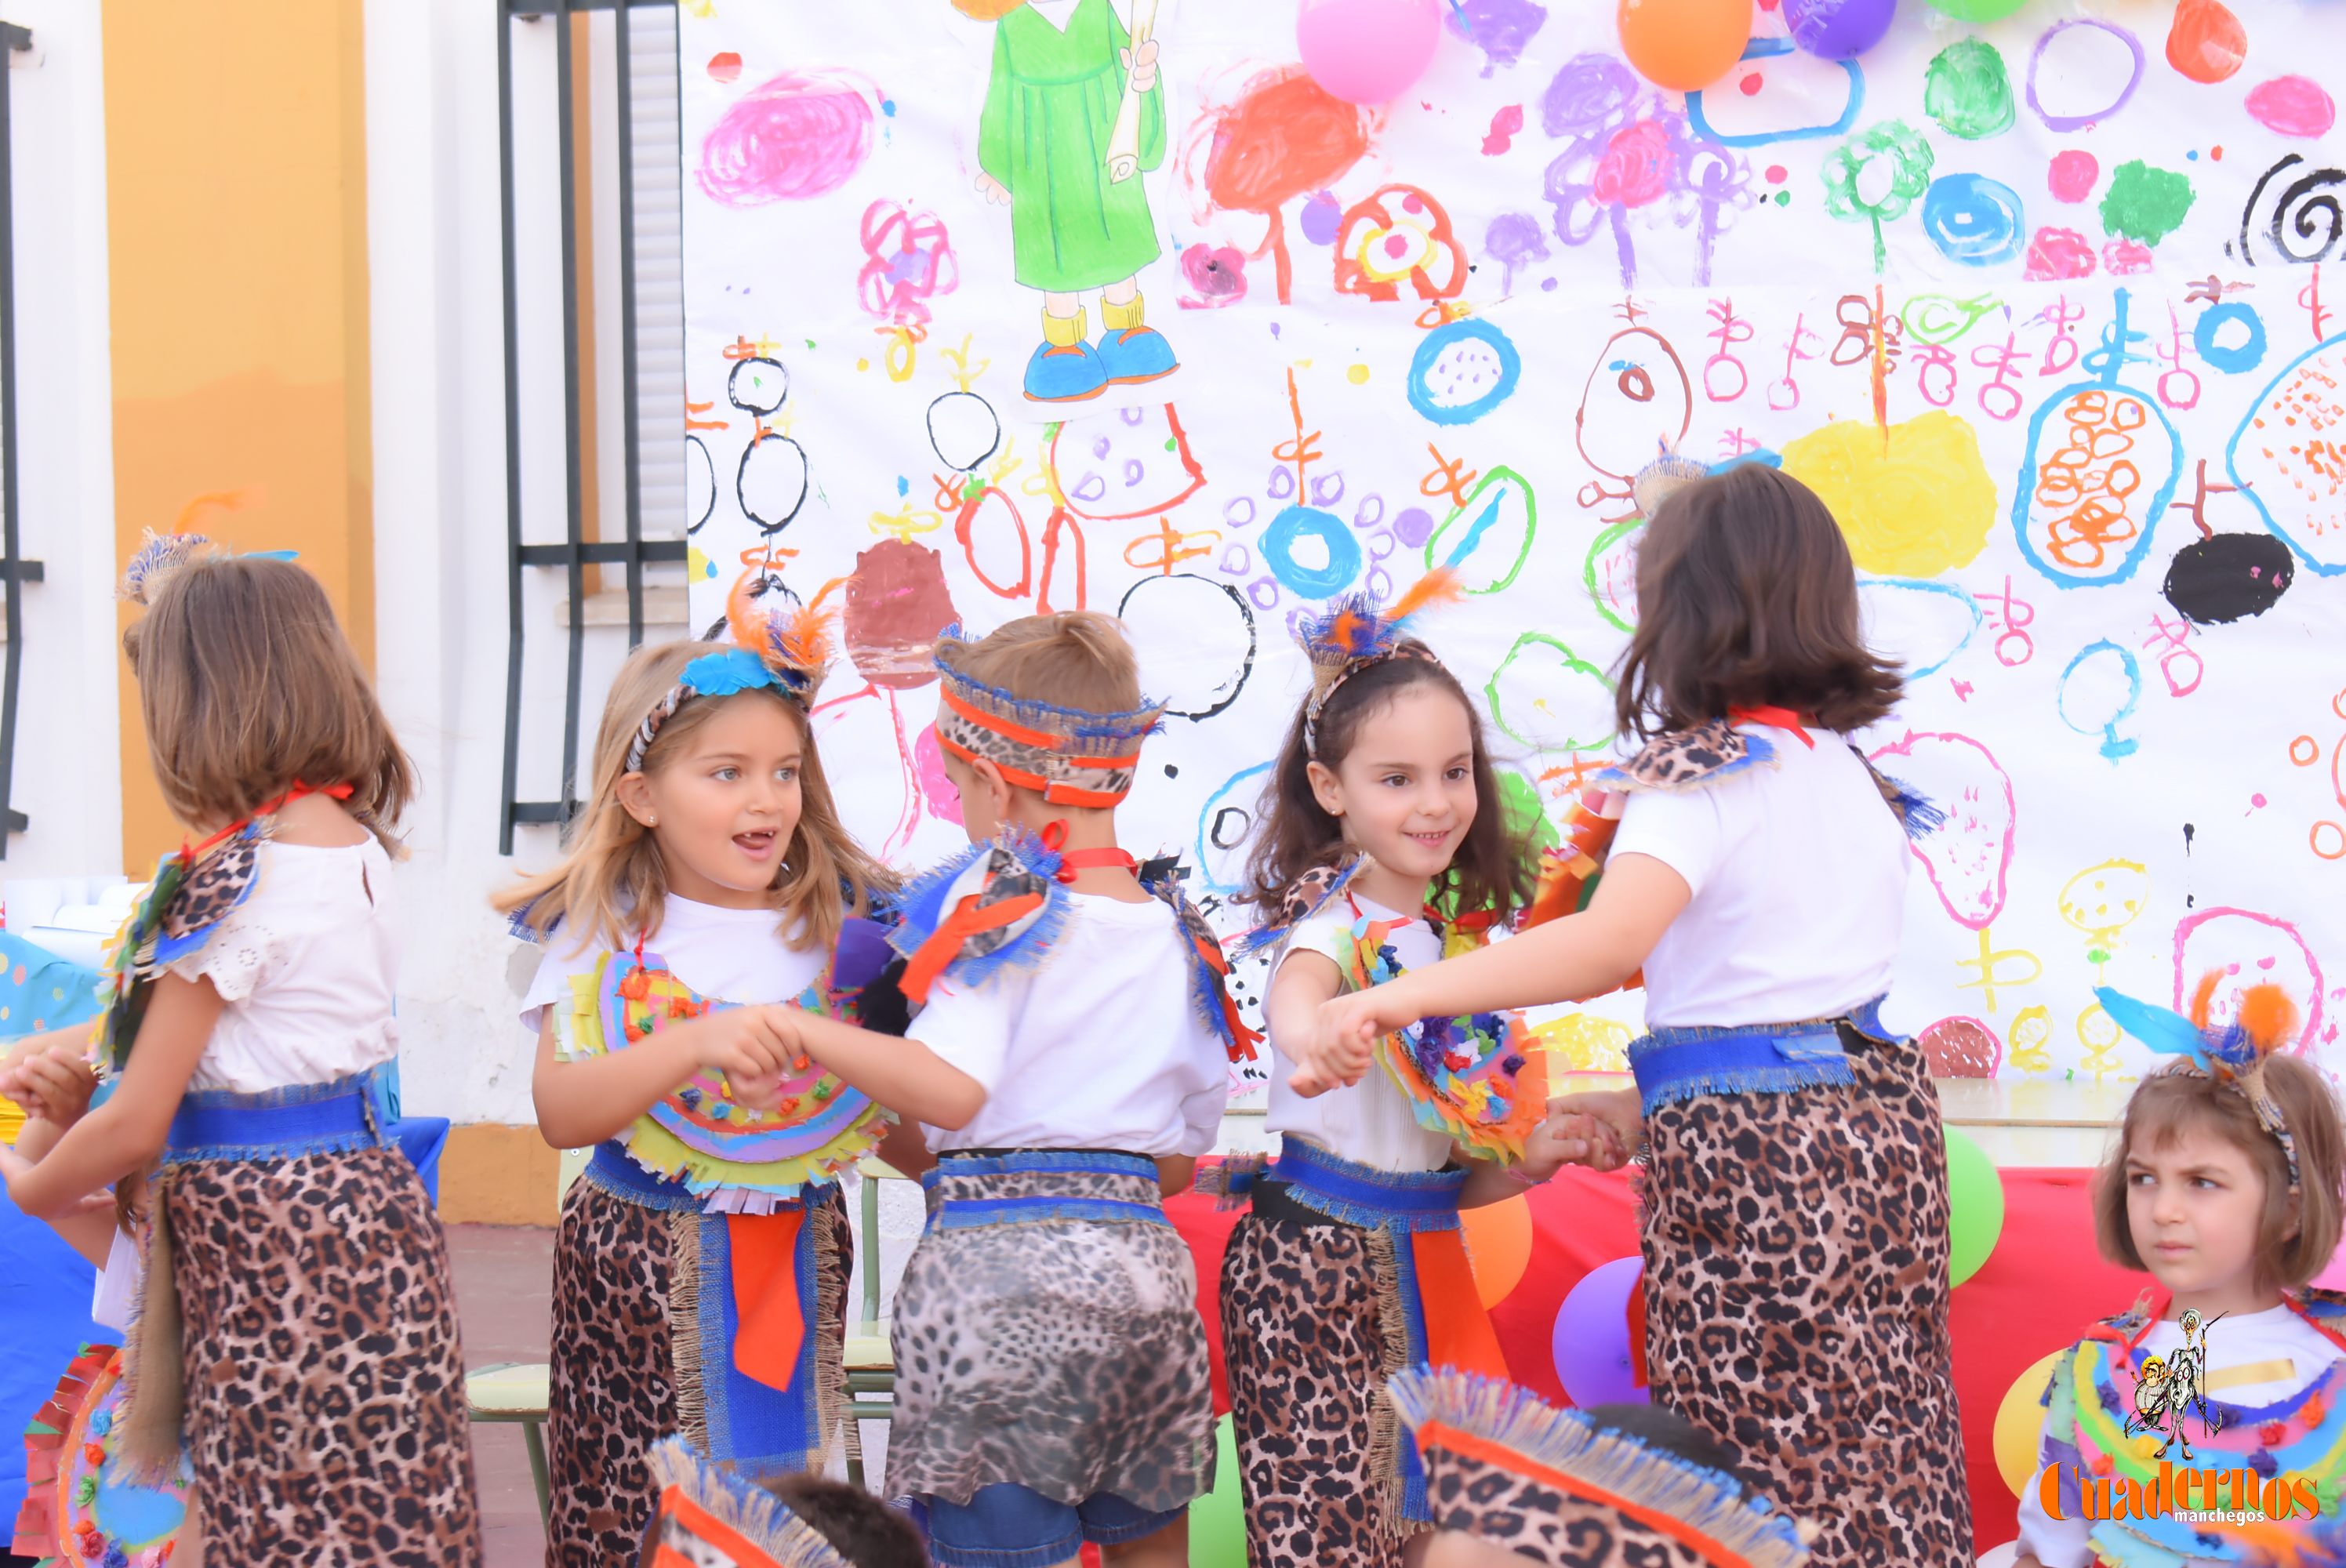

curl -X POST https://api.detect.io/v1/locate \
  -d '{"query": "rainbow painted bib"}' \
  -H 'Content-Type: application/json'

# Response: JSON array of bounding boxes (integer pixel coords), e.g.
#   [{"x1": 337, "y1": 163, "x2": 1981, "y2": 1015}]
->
[{"x1": 1346, "y1": 910, "x2": 1545, "y2": 1162}]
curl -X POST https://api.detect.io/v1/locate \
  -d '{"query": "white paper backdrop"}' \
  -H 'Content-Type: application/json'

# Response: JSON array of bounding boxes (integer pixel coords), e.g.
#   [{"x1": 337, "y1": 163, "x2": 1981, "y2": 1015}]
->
[{"x1": 677, "y1": 0, "x2": 2346, "y2": 1093}]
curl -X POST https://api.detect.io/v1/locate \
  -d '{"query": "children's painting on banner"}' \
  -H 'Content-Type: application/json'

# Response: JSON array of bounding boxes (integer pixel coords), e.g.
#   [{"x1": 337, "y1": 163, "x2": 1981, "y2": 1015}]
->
[{"x1": 677, "y1": 0, "x2": 2346, "y2": 1096}]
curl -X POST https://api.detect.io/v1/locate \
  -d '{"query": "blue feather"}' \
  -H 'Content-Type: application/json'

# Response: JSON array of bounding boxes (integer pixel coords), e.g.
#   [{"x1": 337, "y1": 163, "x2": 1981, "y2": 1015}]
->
[
  {"x1": 2094, "y1": 986, "x2": 2213, "y2": 1069},
  {"x1": 681, "y1": 648, "x2": 784, "y2": 699}
]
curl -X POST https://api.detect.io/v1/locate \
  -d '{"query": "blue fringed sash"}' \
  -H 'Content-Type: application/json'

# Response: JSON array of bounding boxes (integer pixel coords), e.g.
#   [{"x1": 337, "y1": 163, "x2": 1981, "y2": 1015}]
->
[
  {"x1": 680, "y1": 1207, "x2": 831, "y2": 1477},
  {"x1": 1625, "y1": 998, "x2": 1890, "y2": 1114},
  {"x1": 162, "y1": 1073, "x2": 386, "y2": 1165},
  {"x1": 920, "y1": 1150, "x2": 1169, "y2": 1235}
]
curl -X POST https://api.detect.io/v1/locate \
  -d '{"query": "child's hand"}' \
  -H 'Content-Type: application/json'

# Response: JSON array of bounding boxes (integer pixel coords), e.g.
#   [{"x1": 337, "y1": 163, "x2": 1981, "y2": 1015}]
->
[
  {"x1": 1294, "y1": 992, "x2": 1383, "y2": 1097},
  {"x1": 1541, "y1": 1088, "x2": 1643, "y2": 1173},
  {"x1": 677, "y1": 1007, "x2": 795, "y2": 1105},
  {"x1": 975, "y1": 172, "x2": 1011, "y2": 207},
  {"x1": 14, "y1": 1045, "x2": 96, "y2": 1128}
]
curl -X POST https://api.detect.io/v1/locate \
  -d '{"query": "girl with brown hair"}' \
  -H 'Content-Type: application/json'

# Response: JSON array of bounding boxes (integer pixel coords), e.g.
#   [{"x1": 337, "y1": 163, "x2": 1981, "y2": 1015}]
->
[
  {"x1": 1216, "y1": 572, "x2": 1571, "y2": 1568},
  {"x1": 495, "y1": 624, "x2": 898, "y2": 1568},
  {"x1": 1313, "y1": 463, "x2": 1974, "y2": 1567},
  {"x1": 0, "y1": 539, "x2": 482, "y2": 1565}
]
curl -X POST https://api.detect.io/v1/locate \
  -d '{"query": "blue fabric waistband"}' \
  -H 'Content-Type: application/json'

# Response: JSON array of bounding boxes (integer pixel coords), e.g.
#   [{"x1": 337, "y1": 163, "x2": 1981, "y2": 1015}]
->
[
  {"x1": 922, "y1": 1149, "x2": 1168, "y2": 1234},
  {"x1": 583, "y1": 1140, "x2": 708, "y2": 1212},
  {"x1": 165, "y1": 1073, "x2": 387, "y2": 1165},
  {"x1": 1625, "y1": 997, "x2": 1889, "y2": 1114},
  {"x1": 1269, "y1": 1136, "x2": 1466, "y2": 1234}
]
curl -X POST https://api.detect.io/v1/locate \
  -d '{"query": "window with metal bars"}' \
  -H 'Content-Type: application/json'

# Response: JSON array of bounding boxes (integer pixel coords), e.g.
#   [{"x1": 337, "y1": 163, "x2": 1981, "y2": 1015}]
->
[
  {"x1": 0, "y1": 19, "x2": 41, "y2": 858},
  {"x1": 496, "y1": 0, "x2": 688, "y2": 854}
]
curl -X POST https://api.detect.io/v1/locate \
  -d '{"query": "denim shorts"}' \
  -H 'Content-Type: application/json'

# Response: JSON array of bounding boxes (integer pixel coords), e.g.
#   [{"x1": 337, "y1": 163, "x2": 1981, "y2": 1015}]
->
[{"x1": 917, "y1": 1483, "x2": 1183, "y2": 1568}]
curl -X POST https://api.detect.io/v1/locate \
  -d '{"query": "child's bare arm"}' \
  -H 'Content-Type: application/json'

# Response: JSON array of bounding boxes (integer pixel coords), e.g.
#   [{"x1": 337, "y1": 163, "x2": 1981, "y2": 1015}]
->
[{"x1": 790, "y1": 1012, "x2": 988, "y2": 1131}]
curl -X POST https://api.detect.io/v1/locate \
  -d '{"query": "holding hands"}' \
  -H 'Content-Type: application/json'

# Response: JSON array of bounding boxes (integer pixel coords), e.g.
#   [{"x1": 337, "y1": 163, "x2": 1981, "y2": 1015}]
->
[
  {"x1": 1294, "y1": 984, "x2": 1413, "y2": 1098},
  {"x1": 0, "y1": 1037, "x2": 98, "y2": 1129},
  {"x1": 678, "y1": 1004, "x2": 809, "y2": 1113},
  {"x1": 1538, "y1": 1087, "x2": 1643, "y2": 1174}
]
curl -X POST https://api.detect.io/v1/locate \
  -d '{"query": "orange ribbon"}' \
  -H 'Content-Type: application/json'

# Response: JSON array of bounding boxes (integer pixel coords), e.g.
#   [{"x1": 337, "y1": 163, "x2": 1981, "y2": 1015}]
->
[
  {"x1": 1411, "y1": 1230, "x2": 1510, "y2": 1381},
  {"x1": 899, "y1": 888, "x2": 1044, "y2": 1004}
]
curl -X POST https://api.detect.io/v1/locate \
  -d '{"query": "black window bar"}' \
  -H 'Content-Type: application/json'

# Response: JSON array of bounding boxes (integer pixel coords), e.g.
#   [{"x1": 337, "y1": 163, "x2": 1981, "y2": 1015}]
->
[
  {"x1": 497, "y1": 0, "x2": 684, "y2": 854},
  {"x1": 0, "y1": 20, "x2": 42, "y2": 858}
]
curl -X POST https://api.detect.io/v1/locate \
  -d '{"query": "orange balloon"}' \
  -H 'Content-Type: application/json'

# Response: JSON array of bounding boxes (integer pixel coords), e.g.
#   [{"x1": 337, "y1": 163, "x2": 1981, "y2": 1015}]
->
[
  {"x1": 2166, "y1": 0, "x2": 2247, "y2": 86},
  {"x1": 1618, "y1": 0, "x2": 1753, "y2": 93},
  {"x1": 1460, "y1": 1194, "x2": 1534, "y2": 1308}
]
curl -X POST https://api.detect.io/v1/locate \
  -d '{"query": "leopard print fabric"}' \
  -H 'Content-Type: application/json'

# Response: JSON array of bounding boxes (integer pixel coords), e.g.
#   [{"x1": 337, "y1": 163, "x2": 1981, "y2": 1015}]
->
[
  {"x1": 1609, "y1": 720, "x2": 1759, "y2": 792},
  {"x1": 162, "y1": 831, "x2": 262, "y2": 941},
  {"x1": 1221, "y1": 1211, "x2": 1419, "y2": 1568},
  {"x1": 545, "y1": 1180, "x2": 852, "y2": 1568},
  {"x1": 885, "y1": 1162, "x2": 1214, "y2": 1515},
  {"x1": 1640, "y1": 1024, "x2": 1971, "y2": 1567},
  {"x1": 1425, "y1": 1449, "x2": 1716, "y2": 1568},
  {"x1": 164, "y1": 1145, "x2": 484, "y2": 1566}
]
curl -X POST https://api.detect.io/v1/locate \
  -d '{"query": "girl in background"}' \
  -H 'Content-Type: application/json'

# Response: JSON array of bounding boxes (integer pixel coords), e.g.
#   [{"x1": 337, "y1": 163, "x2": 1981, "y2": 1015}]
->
[
  {"x1": 1312, "y1": 465, "x2": 1972, "y2": 1566},
  {"x1": 498, "y1": 626, "x2": 898, "y2": 1568},
  {"x1": 0, "y1": 543, "x2": 481, "y2": 1565},
  {"x1": 2015, "y1": 980, "x2": 2346, "y2": 1568},
  {"x1": 1219, "y1": 575, "x2": 1567, "y2": 1568}
]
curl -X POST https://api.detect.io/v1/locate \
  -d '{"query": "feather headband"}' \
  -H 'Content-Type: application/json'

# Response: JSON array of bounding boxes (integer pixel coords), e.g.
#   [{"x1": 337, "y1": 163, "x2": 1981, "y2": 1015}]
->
[
  {"x1": 626, "y1": 608, "x2": 833, "y2": 775},
  {"x1": 1296, "y1": 568, "x2": 1463, "y2": 754},
  {"x1": 118, "y1": 530, "x2": 298, "y2": 606},
  {"x1": 642, "y1": 1437, "x2": 850, "y2": 1568},
  {"x1": 931, "y1": 625, "x2": 1165, "y2": 808},
  {"x1": 2096, "y1": 974, "x2": 2304, "y2": 1192},
  {"x1": 1632, "y1": 448, "x2": 1711, "y2": 521}
]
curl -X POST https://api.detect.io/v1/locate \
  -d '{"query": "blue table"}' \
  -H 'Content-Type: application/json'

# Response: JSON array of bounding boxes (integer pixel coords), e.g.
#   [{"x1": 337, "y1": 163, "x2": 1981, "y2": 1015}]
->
[{"x1": 0, "y1": 1118, "x2": 448, "y2": 1532}]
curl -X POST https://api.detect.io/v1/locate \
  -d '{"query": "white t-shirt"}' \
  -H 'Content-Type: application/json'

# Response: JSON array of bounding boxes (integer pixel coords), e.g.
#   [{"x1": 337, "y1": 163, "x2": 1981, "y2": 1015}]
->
[
  {"x1": 913, "y1": 892, "x2": 1229, "y2": 1157},
  {"x1": 1609, "y1": 723, "x2": 1907, "y2": 1029},
  {"x1": 520, "y1": 895, "x2": 826, "y2": 1039},
  {"x1": 163, "y1": 839, "x2": 401, "y2": 1094},
  {"x1": 2016, "y1": 1303, "x2": 2344, "y2": 1568},
  {"x1": 1266, "y1": 893, "x2": 1456, "y2": 1174}
]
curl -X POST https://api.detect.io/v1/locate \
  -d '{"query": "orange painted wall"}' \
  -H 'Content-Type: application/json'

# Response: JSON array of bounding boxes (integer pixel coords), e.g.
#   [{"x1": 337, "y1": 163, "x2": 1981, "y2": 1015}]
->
[{"x1": 104, "y1": 0, "x2": 373, "y2": 872}]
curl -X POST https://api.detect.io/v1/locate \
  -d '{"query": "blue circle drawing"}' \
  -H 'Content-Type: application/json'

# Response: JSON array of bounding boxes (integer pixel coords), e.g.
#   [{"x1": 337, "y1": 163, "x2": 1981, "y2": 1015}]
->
[
  {"x1": 1407, "y1": 318, "x2": 1523, "y2": 426},
  {"x1": 1920, "y1": 174, "x2": 2025, "y2": 267},
  {"x1": 2194, "y1": 302, "x2": 2267, "y2": 376},
  {"x1": 2057, "y1": 638, "x2": 2142, "y2": 761},
  {"x1": 1194, "y1": 761, "x2": 1275, "y2": 894},
  {"x1": 1261, "y1": 506, "x2": 1364, "y2": 600}
]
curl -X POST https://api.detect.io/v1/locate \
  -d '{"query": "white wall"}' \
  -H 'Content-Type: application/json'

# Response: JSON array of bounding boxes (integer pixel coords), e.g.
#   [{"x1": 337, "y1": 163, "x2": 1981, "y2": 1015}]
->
[
  {"x1": 0, "y1": 0, "x2": 123, "y2": 894},
  {"x1": 364, "y1": 0, "x2": 688, "y2": 1125}
]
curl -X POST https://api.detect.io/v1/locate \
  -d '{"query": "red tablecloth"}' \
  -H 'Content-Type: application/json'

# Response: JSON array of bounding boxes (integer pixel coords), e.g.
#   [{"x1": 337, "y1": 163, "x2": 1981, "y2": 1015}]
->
[{"x1": 1167, "y1": 1164, "x2": 2141, "y2": 1554}]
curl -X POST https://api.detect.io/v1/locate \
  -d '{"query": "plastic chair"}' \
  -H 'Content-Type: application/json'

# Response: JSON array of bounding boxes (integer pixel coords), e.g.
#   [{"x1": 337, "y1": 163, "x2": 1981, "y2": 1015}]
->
[{"x1": 844, "y1": 1158, "x2": 903, "y2": 1490}]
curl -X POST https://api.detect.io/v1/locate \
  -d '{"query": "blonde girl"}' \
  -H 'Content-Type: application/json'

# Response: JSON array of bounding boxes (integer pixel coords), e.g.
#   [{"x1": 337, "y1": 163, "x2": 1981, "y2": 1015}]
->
[{"x1": 497, "y1": 627, "x2": 896, "y2": 1568}]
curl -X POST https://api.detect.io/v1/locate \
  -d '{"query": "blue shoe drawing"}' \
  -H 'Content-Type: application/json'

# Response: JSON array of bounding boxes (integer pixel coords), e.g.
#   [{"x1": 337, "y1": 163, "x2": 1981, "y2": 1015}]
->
[
  {"x1": 1095, "y1": 325, "x2": 1178, "y2": 386},
  {"x1": 1023, "y1": 339, "x2": 1109, "y2": 403}
]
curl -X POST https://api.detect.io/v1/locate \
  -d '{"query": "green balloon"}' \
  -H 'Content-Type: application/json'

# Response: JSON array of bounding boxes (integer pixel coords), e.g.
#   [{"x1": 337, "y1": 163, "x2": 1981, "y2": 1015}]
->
[
  {"x1": 1923, "y1": 0, "x2": 2028, "y2": 20},
  {"x1": 1945, "y1": 1127, "x2": 2006, "y2": 1287},
  {"x1": 1189, "y1": 1414, "x2": 1247, "y2": 1567}
]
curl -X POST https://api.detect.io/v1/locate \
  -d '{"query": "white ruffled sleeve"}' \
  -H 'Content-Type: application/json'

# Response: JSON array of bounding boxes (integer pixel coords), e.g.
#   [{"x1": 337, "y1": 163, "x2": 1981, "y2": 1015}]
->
[{"x1": 162, "y1": 898, "x2": 290, "y2": 1004}]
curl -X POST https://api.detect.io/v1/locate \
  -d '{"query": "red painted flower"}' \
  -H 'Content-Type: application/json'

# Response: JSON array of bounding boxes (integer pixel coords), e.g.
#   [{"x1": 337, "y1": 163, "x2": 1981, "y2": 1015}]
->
[
  {"x1": 1591, "y1": 120, "x2": 1675, "y2": 210},
  {"x1": 856, "y1": 200, "x2": 960, "y2": 328},
  {"x1": 2025, "y1": 227, "x2": 2098, "y2": 281}
]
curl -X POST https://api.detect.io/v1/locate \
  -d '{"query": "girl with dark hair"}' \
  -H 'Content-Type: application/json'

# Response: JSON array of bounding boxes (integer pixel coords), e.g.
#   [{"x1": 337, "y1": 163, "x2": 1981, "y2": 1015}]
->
[
  {"x1": 1217, "y1": 572, "x2": 1572, "y2": 1568},
  {"x1": 1313, "y1": 464, "x2": 1973, "y2": 1567}
]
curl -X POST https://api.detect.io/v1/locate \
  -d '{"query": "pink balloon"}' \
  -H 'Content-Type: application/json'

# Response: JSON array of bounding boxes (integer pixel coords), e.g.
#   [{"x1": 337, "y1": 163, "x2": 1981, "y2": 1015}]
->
[
  {"x1": 1552, "y1": 1256, "x2": 1650, "y2": 1408},
  {"x1": 1298, "y1": 0, "x2": 1444, "y2": 105}
]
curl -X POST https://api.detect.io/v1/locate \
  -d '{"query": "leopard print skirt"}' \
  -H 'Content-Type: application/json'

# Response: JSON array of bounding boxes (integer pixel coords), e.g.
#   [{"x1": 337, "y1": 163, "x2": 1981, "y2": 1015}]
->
[
  {"x1": 163, "y1": 1145, "x2": 483, "y2": 1567},
  {"x1": 884, "y1": 1156, "x2": 1215, "y2": 1515},
  {"x1": 544, "y1": 1178, "x2": 852, "y2": 1568},
  {"x1": 1640, "y1": 1024, "x2": 1973, "y2": 1567},
  {"x1": 1220, "y1": 1210, "x2": 1417, "y2": 1568}
]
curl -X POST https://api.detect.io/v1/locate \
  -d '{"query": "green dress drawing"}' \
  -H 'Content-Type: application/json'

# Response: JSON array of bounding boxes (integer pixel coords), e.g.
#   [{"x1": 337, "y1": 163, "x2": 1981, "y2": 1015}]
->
[{"x1": 978, "y1": 0, "x2": 1165, "y2": 295}]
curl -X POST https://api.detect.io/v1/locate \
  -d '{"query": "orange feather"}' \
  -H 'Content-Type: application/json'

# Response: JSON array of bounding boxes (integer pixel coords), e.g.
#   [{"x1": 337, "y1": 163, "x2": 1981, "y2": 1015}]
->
[
  {"x1": 1388, "y1": 565, "x2": 1463, "y2": 625},
  {"x1": 2188, "y1": 970, "x2": 2223, "y2": 1032},
  {"x1": 2235, "y1": 982, "x2": 2299, "y2": 1054}
]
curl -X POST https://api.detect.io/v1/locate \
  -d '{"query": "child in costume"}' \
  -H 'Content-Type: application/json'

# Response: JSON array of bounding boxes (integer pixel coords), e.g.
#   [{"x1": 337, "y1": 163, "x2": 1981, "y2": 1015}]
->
[
  {"x1": 1389, "y1": 1370, "x2": 1813, "y2": 1568},
  {"x1": 2014, "y1": 978, "x2": 2346, "y2": 1568},
  {"x1": 0, "y1": 543, "x2": 482, "y2": 1565},
  {"x1": 3, "y1": 1041, "x2": 198, "y2": 1568},
  {"x1": 1312, "y1": 463, "x2": 1970, "y2": 1568},
  {"x1": 955, "y1": 0, "x2": 1177, "y2": 403},
  {"x1": 770, "y1": 612, "x2": 1247, "y2": 1568},
  {"x1": 1213, "y1": 571, "x2": 1567, "y2": 1567},
  {"x1": 497, "y1": 626, "x2": 899, "y2": 1568}
]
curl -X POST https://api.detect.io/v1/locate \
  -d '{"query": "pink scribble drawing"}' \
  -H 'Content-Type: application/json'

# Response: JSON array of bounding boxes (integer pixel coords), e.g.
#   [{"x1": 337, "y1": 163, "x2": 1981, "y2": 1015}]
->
[
  {"x1": 1537, "y1": 52, "x2": 1751, "y2": 288},
  {"x1": 857, "y1": 201, "x2": 959, "y2": 326},
  {"x1": 1178, "y1": 242, "x2": 1249, "y2": 309},
  {"x1": 1870, "y1": 731, "x2": 2016, "y2": 930},
  {"x1": 698, "y1": 69, "x2": 877, "y2": 206},
  {"x1": 2173, "y1": 908, "x2": 2326, "y2": 1051}
]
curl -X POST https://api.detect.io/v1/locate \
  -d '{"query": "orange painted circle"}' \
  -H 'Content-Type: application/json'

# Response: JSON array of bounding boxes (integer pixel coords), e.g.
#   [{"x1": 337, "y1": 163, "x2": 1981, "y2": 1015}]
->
[
  {"x1": 2314, "y1": 822, "x2": 2346, "y2": 862},
  {"x1": 1461, "y1": 1193, "x2": 1534, "y2": 1308},
  {"x1": 2292, "y1": 735, "x2": 2319, "y2": 766}
]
